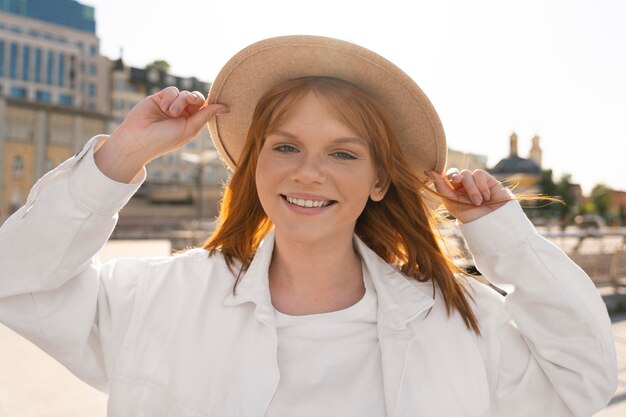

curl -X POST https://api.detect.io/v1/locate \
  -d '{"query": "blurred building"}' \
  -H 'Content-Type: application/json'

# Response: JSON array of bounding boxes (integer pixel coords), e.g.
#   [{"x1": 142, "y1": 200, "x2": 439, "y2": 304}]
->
[
  {"x1": 0, "y1": 1, "x2": 111, "y2": 216},
  {"x1": 447, "y1": 148, "x2": 488, "y2": 172},
  {"x1": 490, "y1": 132, "x2": 542, "y2": 194},
  {"x1": 0, "y1": 95, "x2": 109, "y2": 215},
  {"x1": 0, "y1": 0, "x2": 110, "y2": 112},
  {"x1": 110, "y1": 58, "x2": 229, "y2": 203},
  {"x1": 0, "y1": 0, "x2": 229, "y2": 219}
]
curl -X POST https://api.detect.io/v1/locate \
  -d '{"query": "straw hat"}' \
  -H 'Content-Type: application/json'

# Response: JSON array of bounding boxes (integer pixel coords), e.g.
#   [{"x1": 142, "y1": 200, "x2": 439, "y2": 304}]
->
[{"x1": 207, "y1": 35, "x2": 446, "y2": 176}]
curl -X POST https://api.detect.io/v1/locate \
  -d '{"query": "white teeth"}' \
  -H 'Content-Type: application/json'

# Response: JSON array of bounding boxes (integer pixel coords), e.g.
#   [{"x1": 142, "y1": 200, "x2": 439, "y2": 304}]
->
[{"x1": 285, "y1": 196, "x2": 332, "y2": 208}]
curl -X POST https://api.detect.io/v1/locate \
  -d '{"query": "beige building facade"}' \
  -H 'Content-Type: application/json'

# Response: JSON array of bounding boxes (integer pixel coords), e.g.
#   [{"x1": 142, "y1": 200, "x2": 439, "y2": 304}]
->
[{"x1": 0, "y1": 96, "x2": 108, "y2": 215}]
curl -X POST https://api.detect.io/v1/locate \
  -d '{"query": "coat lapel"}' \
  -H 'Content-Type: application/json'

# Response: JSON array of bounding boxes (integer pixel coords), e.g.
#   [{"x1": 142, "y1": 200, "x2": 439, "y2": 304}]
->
[
  {"x1": 355, "y1": 236, "x2": 490, "y2": 417},
  {"x1": 353, "y1": 236, "x2": 435, "y2": 417}
]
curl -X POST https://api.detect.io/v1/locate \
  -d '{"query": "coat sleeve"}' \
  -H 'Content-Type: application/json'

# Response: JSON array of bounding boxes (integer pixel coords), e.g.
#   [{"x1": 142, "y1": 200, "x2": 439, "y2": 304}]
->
[
  {"x1": 0, "y1": 135, "x2": 147, "y2": 393},
  {"x1": 457, "y1": 200, "x2": 618, "y2": 417}
]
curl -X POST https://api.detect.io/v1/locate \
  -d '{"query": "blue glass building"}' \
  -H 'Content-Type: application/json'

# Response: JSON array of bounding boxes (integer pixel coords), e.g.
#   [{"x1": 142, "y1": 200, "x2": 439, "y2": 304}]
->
[{"x1": 0, "y1": 0, "x2": 95, "y2": 33}]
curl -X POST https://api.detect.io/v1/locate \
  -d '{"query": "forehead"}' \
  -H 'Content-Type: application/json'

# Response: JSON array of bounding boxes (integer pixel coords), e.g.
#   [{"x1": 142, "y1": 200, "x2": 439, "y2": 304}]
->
[{"x1": 268, "y1": 88, "x2": 363, "y2": 133}]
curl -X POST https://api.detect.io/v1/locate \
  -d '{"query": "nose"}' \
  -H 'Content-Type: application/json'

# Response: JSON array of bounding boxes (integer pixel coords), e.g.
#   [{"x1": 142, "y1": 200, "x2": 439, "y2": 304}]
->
[{"x1": 291, "y1": 153, "x2": 326, "y2": 184}]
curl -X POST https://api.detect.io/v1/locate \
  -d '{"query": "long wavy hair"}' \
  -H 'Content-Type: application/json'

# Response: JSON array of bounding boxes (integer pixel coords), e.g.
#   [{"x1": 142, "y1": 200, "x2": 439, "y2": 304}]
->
[{"x1": 203, "y1": 76, "x2": 484, "y2": 335}]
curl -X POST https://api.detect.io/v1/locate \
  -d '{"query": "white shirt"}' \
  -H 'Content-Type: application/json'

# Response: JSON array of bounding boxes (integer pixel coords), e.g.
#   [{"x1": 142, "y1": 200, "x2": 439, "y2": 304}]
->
[{"x1": 266, "y1": 266, "x2": 387, "y2": 416}]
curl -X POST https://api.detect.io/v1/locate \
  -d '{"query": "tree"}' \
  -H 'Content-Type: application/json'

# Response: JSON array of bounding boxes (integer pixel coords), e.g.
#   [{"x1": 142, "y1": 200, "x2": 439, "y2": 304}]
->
[
  {"x1": 537, "y1": 169, "x2": 572, "y2": 219},
  {"x1": 539, "y1": 169, "x2": 558, "y2": 197},
  {"x1": 146, "y1": 60, "x2": 170, "y2": 72},
  {"x1": 555, "y1": 174, "x2": 576, "y2": 222},
  {"x1": 590, "y1": 184, "x2": 612, "y2": 218}
]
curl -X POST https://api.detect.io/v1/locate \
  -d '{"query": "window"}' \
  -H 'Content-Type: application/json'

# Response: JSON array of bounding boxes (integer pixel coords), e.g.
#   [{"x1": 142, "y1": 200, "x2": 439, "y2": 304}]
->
[
  {"x1": 58, "y1": 54, "x2": 65, "y2": 87},
  {"x1": 9, "y1": 42, "x2": 18, "y2": 79},
  {"x1": 88, "y1": 63, "x2": 97, "y2": 75},
  {"x1": 34, "y1": 48, "x2": 42, "y2": 82},
  {"x1": 113, "y1": 100, "x2": 124, "y2": 109},
  {"x1": 58, "y1": 94, "x2": 74, "y2": 106},
  {"x1": 35, "y1": 90, "x2": 51, "y2": 103},
  {"x1": 46, "y1": 50, "x2": 54, "y2": 85},
  {"x1": 22, "y1": 45, "x2": 30, "y2": 81},
  {"x1": 0, "y1": 41, "x2": 4, "y2": 77},
  {"x1": 148, "y1": 69, "x2": 159, "y2": 82},
  {"x1": 114, "y1": 79, "x2": 127, "y2": 91},
  {"x1": 12, "y1": 156, "x2": 24, "y2": 179},
  {"x1": 88, "y1": 82, "x2": 96, "y2": 97},
  {"x1": 87, "y1": 102, "x2": 96, "y2": 110},
  {"x1": 89, "y1": 44, "x2": 97, "y2": 56},
  {"x1": 9, "y1": 87, "x2": 27, "y2": 99}
]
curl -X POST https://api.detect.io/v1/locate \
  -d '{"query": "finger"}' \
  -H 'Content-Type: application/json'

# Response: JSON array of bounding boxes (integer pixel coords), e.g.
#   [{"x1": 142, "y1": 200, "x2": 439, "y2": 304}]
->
[
  {"x1": 168, "y1": 91, "x2": 194, "y2": 117},
  {"x1": 181, "y1": 91, "x2": 206, "y2": 113},
  {"x1": 425, "y1": 170, "x2": 458, "y2": 200},
  {"x1": 445, "y1": 167, "x2": 463, "y2": 189},
  {"x1": 156, "y1": 86, "x2": 180, "y2": 112},
  {"x1": 473, "y1": 169, "x2": 491, "y2": 201},
  {"x1": 188, "y1": 91, "x2": 206, "y2": 104},
  {"x1": 184, "y1": 103, "x2": 230, "y2": 137},
  {"x1": 458, "y1": 170, "x2": 483, "y2": 206}
]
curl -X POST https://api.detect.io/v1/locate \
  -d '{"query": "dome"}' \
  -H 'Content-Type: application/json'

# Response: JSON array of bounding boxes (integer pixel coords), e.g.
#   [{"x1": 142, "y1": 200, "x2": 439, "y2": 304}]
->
[{"x1": 490, "y1": 155, "x2": 541, "y2": 175}]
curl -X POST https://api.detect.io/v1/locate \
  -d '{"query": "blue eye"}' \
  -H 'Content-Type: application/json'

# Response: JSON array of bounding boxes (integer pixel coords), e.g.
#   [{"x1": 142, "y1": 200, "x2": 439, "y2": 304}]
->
[
  {"x1": 332, "y1": 151, "x2": 357, "y2": 160},
  {"x1": 273, "y1": 144, "x2": 298, "y2": 153}
]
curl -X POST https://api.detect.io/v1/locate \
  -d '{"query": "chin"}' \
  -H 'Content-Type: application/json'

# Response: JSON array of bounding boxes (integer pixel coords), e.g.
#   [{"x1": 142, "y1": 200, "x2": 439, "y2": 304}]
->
[{"x1": 273, "y1": 222, "x2": 355, "y2": 247}]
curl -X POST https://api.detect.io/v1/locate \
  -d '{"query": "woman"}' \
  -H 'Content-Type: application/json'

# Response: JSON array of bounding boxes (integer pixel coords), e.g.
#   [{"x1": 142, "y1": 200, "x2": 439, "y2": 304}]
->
[{"x1": 0, "y1": 35, "x2": 617, "y2": 416}]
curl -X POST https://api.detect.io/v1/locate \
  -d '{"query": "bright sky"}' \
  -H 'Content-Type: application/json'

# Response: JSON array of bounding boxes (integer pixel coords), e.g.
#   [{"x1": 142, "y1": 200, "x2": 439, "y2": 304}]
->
[{"x1": 82, "y1": 0, "x2": 625, "y2": 195}]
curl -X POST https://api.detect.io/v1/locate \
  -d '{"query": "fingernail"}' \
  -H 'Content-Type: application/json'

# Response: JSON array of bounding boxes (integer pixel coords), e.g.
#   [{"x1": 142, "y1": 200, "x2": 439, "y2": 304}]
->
[
  {"x1": 161, "y1": 101, "x2": 170, "y2": 111},
  {"x1": 450, "y1": 173, "x2": 461, "y2": 183},
  {"x1": 216, "y1": 106, "x2": 230, "y2": 115},
  {"x1": 472, "y1": 195, "x2": 482, "y2": 206},
  {"x1": 483, "y1": 191, "x2": 491, "y2": 201},
  {"x1": 170, "y1": 105, "x2": 180, "y2": 115}
]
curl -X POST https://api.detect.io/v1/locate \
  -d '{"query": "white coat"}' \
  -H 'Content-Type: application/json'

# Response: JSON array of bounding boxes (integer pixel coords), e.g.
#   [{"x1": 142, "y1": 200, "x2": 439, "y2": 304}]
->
[{"x1": 0, "y1": 135, "x2": 618, "y2": 417}]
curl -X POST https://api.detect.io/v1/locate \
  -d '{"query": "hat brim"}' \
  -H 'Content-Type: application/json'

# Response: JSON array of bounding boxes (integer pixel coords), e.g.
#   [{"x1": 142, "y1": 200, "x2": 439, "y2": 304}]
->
[{"x1": 207, "y1": 35, "x2": 446, "y2": 177}]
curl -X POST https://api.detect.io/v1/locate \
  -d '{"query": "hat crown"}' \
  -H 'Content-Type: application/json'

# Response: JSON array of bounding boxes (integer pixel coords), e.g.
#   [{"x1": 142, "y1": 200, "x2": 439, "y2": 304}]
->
[{"x1": 207, "y1": 35, "x2": 446, "y2": 177}]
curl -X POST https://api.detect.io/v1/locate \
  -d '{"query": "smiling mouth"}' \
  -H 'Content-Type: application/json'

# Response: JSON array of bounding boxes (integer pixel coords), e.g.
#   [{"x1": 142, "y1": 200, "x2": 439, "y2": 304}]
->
[{"x1": 281, "y1": 195, "x2": 337, "y2": 208}]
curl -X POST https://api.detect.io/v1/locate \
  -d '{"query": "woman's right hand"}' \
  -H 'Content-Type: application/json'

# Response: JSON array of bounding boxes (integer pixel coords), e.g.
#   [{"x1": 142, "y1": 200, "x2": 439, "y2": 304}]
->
[
  {"x1": 111, "y1": 86, "x2": 228, "y2": 163},
  {"x1": 94, "y1": 87, "x2": 228, "y2": 183}
]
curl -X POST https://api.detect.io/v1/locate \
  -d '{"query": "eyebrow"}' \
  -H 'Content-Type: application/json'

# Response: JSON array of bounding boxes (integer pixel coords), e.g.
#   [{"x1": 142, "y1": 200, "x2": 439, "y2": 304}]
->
[{"x1": 268, "y1": 129, "x2": 369, "y2": 147}]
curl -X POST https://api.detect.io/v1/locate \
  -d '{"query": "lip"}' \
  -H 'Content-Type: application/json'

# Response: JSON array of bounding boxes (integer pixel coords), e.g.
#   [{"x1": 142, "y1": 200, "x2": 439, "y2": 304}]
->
[
  {"x1": 280, "y1": 194, "x2": 337, "y2": 214},
  {"x1": 281, "y1": 192, "x2": 334, "y2": 201}
]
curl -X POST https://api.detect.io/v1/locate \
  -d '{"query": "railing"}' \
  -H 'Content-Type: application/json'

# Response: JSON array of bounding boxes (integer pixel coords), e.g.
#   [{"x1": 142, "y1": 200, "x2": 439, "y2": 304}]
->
[
  {"x1": 5, "y1": 213, "x2": 625, "y2": 290},
  {"x1": 540, "y1": 228, "x2": 626, "y2": 290}
]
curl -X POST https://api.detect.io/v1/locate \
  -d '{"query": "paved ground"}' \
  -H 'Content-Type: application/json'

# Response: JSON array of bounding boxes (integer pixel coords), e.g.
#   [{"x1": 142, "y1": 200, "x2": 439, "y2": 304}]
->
[{"x1": 595, "y1": 311, "x2": 626, "y2": 417}]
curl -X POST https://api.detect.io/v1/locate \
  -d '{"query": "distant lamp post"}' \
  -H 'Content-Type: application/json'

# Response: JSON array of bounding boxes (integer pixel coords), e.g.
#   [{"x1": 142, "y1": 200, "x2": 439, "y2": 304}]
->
[{"x1": 181, "y1": 149, "x2": 219, "y2": 230}]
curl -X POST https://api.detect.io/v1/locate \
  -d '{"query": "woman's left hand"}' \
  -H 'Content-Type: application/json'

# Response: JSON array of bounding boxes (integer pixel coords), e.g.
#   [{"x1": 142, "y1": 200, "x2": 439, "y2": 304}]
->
[{"x1": 425, "y1": 169, "x2": 513, "y2": 223}]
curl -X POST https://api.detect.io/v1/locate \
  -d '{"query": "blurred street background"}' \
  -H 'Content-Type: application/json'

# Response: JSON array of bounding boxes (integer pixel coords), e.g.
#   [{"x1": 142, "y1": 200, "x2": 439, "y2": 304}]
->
[{"x1": 1, "y1": 0, "x2": 625, "y2": 415}]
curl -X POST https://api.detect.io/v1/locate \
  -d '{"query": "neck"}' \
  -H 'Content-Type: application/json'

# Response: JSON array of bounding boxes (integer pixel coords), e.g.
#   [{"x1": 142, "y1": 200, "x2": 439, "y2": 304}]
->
[{"x1": 269, "y1": 230, "x2": 363, "y2": 296}]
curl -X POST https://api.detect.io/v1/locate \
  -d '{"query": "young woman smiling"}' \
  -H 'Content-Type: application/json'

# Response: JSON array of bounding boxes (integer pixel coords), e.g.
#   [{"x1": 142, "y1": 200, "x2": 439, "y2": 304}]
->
[{"x1": 0, "y1": 35, "x2": 617, "y2": 416}]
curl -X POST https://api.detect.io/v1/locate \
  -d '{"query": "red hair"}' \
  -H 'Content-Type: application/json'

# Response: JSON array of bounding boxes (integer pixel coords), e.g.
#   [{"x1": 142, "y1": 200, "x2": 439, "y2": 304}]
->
[{"x1": 202, "y1": 77, "x2": 482, "y2": 335}]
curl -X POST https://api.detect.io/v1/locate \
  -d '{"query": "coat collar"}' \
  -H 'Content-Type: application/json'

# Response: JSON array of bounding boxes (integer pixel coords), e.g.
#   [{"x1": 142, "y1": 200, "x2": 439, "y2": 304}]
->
[{"x1": 223, "y1": 229, "x2": 434, "y2": 330}]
